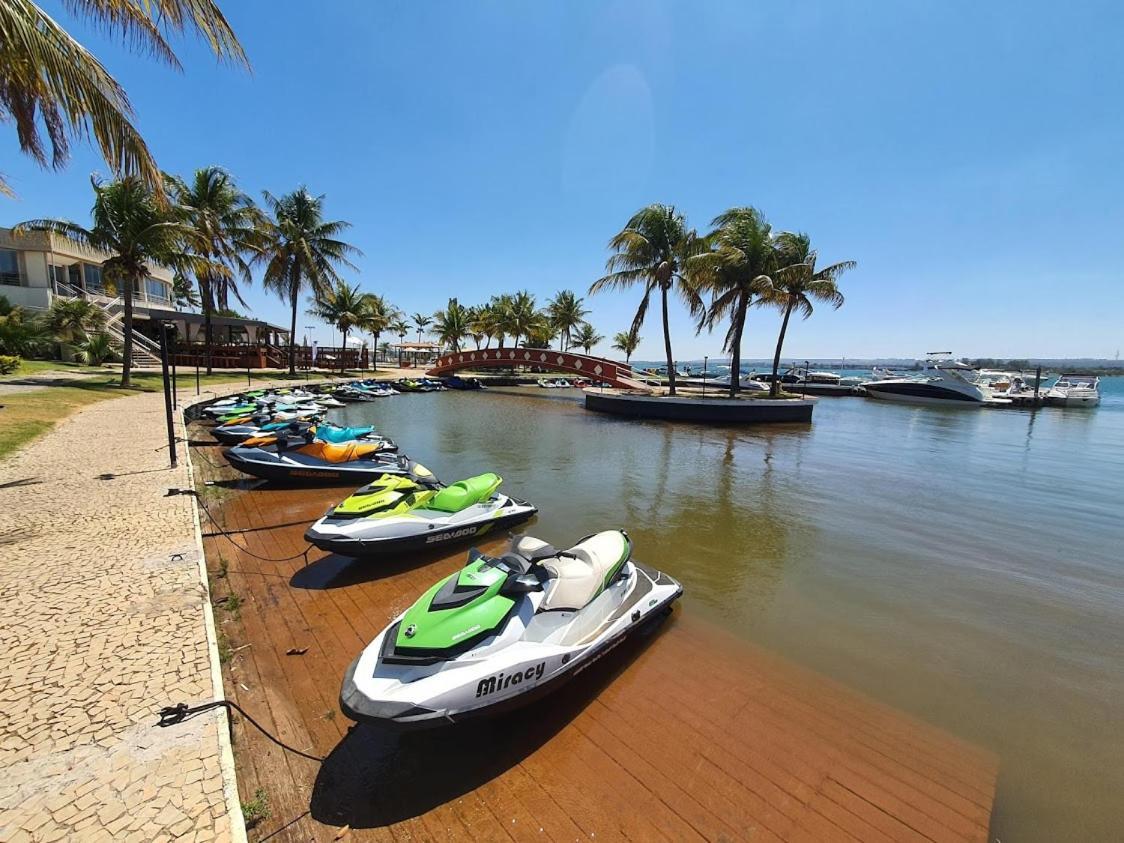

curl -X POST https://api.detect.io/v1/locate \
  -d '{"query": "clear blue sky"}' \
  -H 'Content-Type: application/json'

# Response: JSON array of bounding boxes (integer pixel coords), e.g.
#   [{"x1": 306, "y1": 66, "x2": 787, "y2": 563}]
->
[{"x1": 5, "y1": 1, "x2": 1123, "y2": 360}]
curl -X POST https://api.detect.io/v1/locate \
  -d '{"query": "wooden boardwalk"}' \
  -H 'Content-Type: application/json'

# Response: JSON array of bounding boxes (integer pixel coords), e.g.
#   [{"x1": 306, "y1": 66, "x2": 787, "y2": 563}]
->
[{"x1": 190, "y1": 435, "x2": 997, "y2": 842}]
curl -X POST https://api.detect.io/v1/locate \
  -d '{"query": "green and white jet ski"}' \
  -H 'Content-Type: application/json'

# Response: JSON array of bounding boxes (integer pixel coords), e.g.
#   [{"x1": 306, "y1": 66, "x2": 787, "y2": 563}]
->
[
  {"x1": 339, "y1": 530, "x2": 682, "y2": 728},
  {"x1": 304, "y1": 473, "x2": 536, "y2": 557}
]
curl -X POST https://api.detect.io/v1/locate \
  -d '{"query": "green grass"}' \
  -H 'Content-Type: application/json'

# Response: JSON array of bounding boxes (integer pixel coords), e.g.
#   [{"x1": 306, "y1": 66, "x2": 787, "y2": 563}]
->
[
  {"x1": 241, "y1": 788, "x2": 270, "y2": 829},
  {"x1": 2, "y1": 359, "x2": 111, "y2": 379}
]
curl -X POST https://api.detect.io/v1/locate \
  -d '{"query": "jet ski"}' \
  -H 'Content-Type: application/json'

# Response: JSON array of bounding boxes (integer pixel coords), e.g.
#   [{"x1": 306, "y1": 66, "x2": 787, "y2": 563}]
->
[
  {"x1": 444, "y1": 375, "x2": 486, "y2": 390},
  {"x1": 305, "y1": 472, "x2": 536, "y2": 557},
  {"x1": 339, "y1": 530, "x2": 682, "y2": 728},
  {"x1": 240, "y1": 423, "x2": 396, "y2": 452},
  {"x1": 211, "y1": 415, "x2": 320, "y2": 445},
  {"x1": 224, "y1": 437, "x2": 420, "y2": 484}
]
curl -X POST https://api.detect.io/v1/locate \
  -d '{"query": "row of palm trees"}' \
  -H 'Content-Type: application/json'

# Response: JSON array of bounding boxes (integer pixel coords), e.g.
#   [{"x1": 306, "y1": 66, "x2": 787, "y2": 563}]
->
[
  {"x1": 420, "y1": 291, "x2": 603, "y2": 355},
  {"x1": 13, "y1": 168, "x2": 359, "y2": 385},
  {"x1": 591, "y1": 204, "x2": 855, "y2": 397}
]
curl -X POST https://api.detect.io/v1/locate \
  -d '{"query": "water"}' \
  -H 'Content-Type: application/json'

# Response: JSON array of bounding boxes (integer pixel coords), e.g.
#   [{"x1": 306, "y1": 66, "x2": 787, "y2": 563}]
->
[{"x1": 334, "y1": 379, "x2": 1124, "y2": 841}]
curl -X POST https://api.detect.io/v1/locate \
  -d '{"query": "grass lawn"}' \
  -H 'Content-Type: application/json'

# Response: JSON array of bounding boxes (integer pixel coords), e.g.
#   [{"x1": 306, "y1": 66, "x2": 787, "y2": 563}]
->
[{"x1": 0, "y1": 364, "x2": 346, "y2": 461}]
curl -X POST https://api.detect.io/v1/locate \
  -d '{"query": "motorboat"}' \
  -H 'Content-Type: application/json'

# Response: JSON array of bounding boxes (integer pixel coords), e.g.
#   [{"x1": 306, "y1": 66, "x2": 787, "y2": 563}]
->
[
  {"x1": 338, "y1": 530, "x2": 682, "y2": 728},
  {"x1": 1045, "y1": 374, "x2": 1101, "y2": 407},
  {"x1": 862, "y1": 355, "x2": 999, "y2": 406},
  {"x1": 305, "y1": 472, "x2": 537, "y2": 557},
  {"x1": 712, "y1": 372, "x2": 769, "y2": 391}
]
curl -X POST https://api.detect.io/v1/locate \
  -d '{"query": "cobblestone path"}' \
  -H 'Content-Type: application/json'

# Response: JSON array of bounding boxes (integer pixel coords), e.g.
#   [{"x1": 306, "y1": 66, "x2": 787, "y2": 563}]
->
[{"x1": 0, "y1": 388, "x2": 242, "y2": 842}]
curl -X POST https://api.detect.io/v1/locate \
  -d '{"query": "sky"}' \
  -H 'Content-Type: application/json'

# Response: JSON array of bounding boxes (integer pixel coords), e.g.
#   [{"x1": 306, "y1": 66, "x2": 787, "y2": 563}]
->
[{"x1": 4, "y1": 0, "x2": 1123, "y2": 361}]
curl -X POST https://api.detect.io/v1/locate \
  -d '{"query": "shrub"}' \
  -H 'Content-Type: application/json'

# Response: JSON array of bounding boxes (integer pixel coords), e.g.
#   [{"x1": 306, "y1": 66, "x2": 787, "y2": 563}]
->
[
  {"x1": 73, "y1": 332, "x2": 118, "y2": 365},
  {"x1": 0, "y1": 355, "x2": 19, "y2": 375}
]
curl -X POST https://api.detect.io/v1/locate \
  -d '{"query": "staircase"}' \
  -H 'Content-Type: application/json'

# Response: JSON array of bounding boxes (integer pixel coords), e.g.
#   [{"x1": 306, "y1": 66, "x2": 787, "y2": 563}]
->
[{"x1": 53, "y1": 280, "x2": 163, "y2": 367}]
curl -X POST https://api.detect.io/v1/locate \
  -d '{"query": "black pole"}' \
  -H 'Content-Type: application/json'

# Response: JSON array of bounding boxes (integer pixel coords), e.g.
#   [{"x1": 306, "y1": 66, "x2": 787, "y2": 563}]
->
[
  {"x1": 247, "y1": 358, "x2": 251, "y2": 387},
  {"x1": 702, "y1": 355, "x2": 707, "y2": 396},
  {"x1": 158, "y1": 322, "x2": 177, "y2": 468},
  {"x1": 803, "y1": 359, "x2": 809, "y2": 399},
  {"x1": 195, "y1": 355, "x2": 200, "y2": 396},
  {"x1": 1034, "y1": 366, "x2": 1042, "y2": 406},
  {"x1": 170, "y1": 334, "x2": 178, "y2": 409}
]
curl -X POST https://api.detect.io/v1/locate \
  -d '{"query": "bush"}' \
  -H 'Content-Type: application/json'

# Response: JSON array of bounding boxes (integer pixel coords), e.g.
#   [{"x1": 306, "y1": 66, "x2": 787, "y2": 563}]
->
[
  {"x1": 73, "y1": 332, "x2": 118, "y2": 365},
  {"x1": 0, "y1": 355, "x2": 18, "y2": 375}
]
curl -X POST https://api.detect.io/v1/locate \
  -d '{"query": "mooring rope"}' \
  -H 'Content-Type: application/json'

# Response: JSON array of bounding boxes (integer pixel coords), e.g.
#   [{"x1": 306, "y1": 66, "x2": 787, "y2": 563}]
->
[{"x1": 157, "y1": 700, "x2": 323, "y2": 763}]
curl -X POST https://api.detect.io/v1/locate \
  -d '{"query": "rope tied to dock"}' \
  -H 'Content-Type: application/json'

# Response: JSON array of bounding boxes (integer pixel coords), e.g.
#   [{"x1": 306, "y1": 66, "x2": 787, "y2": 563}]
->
[
  {"x1": 167, "y1": 487, "x2": 314, "y2": 565},
  {"x1": 158, "y1": 700, "x2": 324, "y2": 763}
]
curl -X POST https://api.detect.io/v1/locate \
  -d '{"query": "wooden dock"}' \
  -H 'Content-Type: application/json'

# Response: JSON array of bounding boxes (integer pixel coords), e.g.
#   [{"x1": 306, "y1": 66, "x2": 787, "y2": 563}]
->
[{"x1": 190, "y1": 435, "x2": 997, "y2": 842}]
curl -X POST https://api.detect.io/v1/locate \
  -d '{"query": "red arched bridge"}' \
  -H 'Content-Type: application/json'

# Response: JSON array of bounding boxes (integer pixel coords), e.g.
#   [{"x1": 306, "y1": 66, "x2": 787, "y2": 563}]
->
[{"x1": 427, "y1": 348, "x2": 653, "y2": 390}]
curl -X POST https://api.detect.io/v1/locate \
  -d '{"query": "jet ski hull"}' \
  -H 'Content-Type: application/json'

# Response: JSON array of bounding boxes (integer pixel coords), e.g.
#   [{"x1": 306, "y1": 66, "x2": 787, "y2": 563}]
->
[
  {"x1": 339, "y1": 562, "x2": 682, "y2": 729},
  {"x1": 304, "y1": 501, "x2": 537, "y2": 557},
  {"x1": 224, "y1": 448, "x2": 414, "y2": 484}
]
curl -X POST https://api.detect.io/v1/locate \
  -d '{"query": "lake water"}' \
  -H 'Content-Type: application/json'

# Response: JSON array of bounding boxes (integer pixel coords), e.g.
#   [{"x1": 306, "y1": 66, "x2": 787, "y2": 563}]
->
[{"x1": 334, "y1": 377, "x2": 1124, "y2": 841}]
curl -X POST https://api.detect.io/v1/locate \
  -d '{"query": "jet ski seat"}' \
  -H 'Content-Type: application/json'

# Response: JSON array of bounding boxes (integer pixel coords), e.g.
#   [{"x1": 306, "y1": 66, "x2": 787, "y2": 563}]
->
[
  {"x1": 293, "y1": 441, "x2": 385, "y2": 463},
  {"x1": 537, "y1": 530, "x2": 631, "y2": 612},
  {"x1": 430, "y1": 473, "x2": 502, "y2": 513}
]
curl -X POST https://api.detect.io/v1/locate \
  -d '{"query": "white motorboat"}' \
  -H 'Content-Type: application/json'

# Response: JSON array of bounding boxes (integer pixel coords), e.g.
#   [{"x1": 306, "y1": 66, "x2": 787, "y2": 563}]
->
[
  {"x1": 862, "y1": 355, "x2": 1000, "y2": 407},
  {"x1": 1045, "y1": 374, "x2": 1101, "y2": 407},
  {"x1": 712, "y1": 372, "x2": 769, "y2": 391}
]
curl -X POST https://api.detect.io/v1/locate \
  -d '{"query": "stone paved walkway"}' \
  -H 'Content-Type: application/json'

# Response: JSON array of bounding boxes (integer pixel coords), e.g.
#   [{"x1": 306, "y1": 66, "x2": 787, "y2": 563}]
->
[{"x1": 0, "y1": 388, "x2": 243, "y2": 842}]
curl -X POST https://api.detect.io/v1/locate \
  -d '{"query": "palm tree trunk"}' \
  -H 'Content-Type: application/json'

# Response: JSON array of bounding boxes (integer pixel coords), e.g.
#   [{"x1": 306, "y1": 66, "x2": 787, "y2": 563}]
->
[
  {"x1": 728, "y1": 292, "x2": 748, "y2": 399},
  {"x1": 121, "y1": 271, "x2": 135, "y2": 387},
  {"x1": 287, "y1": 267, "x2": 299, "y2": 376},
  {"x1": 661, "y1": 284, "x2": 676, "y2": 397},
  {"x1": 770, "y1": 300, "x2": 794, "y2": 398},
  {"x1": 202, "y1": 278, "x2": 215, "y2": 376}
]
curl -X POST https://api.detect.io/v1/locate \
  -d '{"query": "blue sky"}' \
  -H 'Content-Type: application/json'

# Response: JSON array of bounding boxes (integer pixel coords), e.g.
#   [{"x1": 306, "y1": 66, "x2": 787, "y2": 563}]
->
[{"x1": 4, "y1": 0, "x2": 1123, "y2": 360}]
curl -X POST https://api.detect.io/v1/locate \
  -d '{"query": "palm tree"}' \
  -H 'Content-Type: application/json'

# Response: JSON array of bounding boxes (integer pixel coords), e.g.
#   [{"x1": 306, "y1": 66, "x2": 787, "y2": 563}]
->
[
  {"x1": 172, "y1": 274, "x2": 200, "y2": 309},
  {"x1": 0, "y1": 303, "x2": 52, "y2": 357},
  {"x1": 759, "y1": 232, "x2": 855, "y2": 397},
  {"x1": 590, "y1": 204, "x2": 703, "y2": 396},
  {"x1": 0, "y1": 0, "x2": 247, "y2": 196},
  {"x1": 433, "y1": 298, "x2": 470, "y2": 353},
  {"x1": 168, "y1": 167, "x2": 262, "y2": 373},
  {"x1": 310, "y1": 280, "x2": 372, "y2": 374},
  {"x1": 488, "y1": 294, "x2": 513, "y2": 348},
  {"x1": 256, "y1": 187, "x2": 360, "y2": 374},
  {"x1": 45, "y1": 297, "x2": 105, "y2": 345},
  {"x1": 546, "y1": 289, "x2": 589, "y2": 351},
  {"x1": 389, "y1": 317, "x2": 410, "y2": 366},
  {"x1": 690, "y1": 207, "x2": 775, "y2": 398},
  {"x1": 73, "y1": 331, "x2": 117, "y2": 365},
  {"x1": 412, "y1": 313, "x2": 432, "y2": 344},
  {"x1": 15, "y1": 176, "x2": 187, "y2": 385},
  {"x1": 611, "y1": 330, "x2": 641, "y2": 364},
  {"x1": 503, "y1": 290, "x2": 539, "y2": 350},
  {"x1": 360, "y1": 294, "x2": 394, "y2": 371},
  {"x1": 573, "y1": 323, "x2": 603, "y2": 354}
]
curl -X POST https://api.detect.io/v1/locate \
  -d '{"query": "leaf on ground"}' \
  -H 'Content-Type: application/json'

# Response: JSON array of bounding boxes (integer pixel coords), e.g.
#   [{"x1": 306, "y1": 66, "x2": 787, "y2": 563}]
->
[
  {"x1": 334, "y1": 825, "x2": 350, "y2": 839},
  {"x1": 285, "y1": 646, "x2": 308, "y2": 655}
]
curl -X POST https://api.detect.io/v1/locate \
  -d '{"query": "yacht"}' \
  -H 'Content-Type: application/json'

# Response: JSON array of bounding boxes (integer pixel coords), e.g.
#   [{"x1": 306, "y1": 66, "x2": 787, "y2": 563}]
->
[
  {"x1": 862, "y1": 355, "x2": 996, "y2": 407},
  {"x1": 1045, "y1": 374, "x2": 1101, "y2": 407},
  {"x1": 712, "y1": 372, "x2": 769, "y2": 391}
]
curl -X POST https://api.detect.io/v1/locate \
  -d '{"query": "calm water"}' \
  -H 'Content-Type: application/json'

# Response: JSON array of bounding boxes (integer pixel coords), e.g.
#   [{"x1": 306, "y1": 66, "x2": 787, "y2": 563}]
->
[{"x1": 335, "y1": 379, "x2": 1124, "y2": 841}]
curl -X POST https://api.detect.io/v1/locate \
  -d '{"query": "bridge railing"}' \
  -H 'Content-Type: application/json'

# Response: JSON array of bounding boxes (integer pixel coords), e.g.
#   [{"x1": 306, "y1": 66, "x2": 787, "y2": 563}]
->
[{"x1": 427, "y1": 348, "x2": 651, "y2": 390}]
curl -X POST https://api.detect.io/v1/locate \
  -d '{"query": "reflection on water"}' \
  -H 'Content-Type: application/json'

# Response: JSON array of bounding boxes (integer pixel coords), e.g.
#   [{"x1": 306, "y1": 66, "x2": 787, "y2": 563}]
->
[{"x1": 336, "y1": 380, "x2": 1124, "y2": 842}]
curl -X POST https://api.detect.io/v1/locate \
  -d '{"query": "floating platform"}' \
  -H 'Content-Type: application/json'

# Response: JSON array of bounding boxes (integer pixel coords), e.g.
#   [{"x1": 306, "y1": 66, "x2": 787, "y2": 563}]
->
[
  {"x1": 188, "y1": 428, "x2": 998, "y2": 841},
  {"x1": 585, "y1": 391, "x2": 815, "y2": 423}
]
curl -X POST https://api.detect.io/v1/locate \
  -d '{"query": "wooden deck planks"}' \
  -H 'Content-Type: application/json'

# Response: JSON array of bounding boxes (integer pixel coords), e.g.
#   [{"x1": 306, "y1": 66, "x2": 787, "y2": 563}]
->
[{"x1": 191, "y1": 435, "x2": 996, "y2": 842}]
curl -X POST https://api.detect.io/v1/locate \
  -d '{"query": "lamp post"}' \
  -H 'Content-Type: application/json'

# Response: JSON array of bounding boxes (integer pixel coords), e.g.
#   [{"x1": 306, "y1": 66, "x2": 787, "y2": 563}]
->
[{"x1": 702, "y1": 355, "x2": 708, "y2": 396}]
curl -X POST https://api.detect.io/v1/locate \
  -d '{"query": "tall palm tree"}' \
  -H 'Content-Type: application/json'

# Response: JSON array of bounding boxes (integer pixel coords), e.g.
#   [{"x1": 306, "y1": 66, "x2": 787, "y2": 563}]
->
[
  {"x1": 690, "y1": 207, "x2": 775, "y2": 397},
  {"x1": 412, "y1": 313, "x2": 432, "y2": 344},
  {"x1": 256, "y1": 187, "x2": 360, "y2": 375},
  {"x1": 546, "y1": 289, "x2": 589, "y2": 351},
  {"x1": 470, "y1": 302, "x2": 496, "y2": 348},
  {"x1": 759, "y1": 231, "x2": 855, "y2": 397},
  {"x1": 573, "y1": 323, "x2": 603, "y2": 354},
  {"x1": 168, "y1": 167, "x2": 261, "y2": 373},
  {"x1": 611, "y1": 330, "x2": 641, "y2": 364},
  {"x1": 0, "y1": 0, "x2": 247, "y2": 196},
  {"x1": 15, "y1": 176, "x2": 188, "y2": 385},
  {"x1": 310, "y1": 280, "x2": 371, "y2": 374},
  {"x1": 433, "y1": 297, "x2": 470, "y2": 353},
  {"x1": 590, "y1": 204, "x2": 703, "y2": 396},
  {"x1": 389, "y1": 317, "x2": 410, "y2": 366},
  {"x1": 488, "y1": 294, "x2": 513, "y2": 348},
  {"x1": 503, "y1": 290, "x2": 539, "y2": 350},
  {"x1": 360, "y1": 294, "x2": 394, "y2": 371}
]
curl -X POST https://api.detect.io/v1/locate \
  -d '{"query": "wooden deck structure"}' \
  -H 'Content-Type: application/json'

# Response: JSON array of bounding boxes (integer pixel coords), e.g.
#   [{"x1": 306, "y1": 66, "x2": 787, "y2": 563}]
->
[{"x1": 190, "y1": 434, "x2": 997, "y2": 842}]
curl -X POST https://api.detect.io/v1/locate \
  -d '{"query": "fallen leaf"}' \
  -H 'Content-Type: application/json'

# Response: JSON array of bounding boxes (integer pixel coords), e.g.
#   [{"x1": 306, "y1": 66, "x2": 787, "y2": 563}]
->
[
  {"x1": 286, "y1": 647, "x2": 309, "y2": 656},
  {"x1": 334, "y1": 825, "x2": 350, "y2": 840}
]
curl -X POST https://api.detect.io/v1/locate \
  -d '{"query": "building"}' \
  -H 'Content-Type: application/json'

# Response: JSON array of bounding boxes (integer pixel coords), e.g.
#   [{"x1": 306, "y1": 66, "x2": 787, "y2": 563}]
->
[{"x1": 1, "y1": 226, "x2": 289, "y2": 367}]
